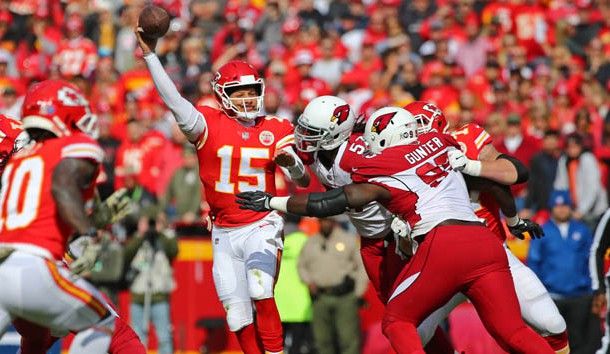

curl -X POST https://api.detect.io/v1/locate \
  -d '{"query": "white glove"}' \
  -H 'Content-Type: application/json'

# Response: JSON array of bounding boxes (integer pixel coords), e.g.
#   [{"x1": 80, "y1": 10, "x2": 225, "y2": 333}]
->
[
  {"x1": 69, "y1": 237, "x2": 102, "y2": 277},
  {"x1": 448, "y1": 149, "x2": 481, "y2": 176},
  {"x1": 391, "y1": 215, "x2": 410, "y2": 238},
  {"x1": 93, "y1": 188, "x2": 131, "y2": 229}
]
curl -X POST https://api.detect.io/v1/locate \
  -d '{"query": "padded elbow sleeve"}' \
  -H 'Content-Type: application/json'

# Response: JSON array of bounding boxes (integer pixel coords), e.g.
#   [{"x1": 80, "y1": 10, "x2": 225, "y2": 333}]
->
[
  {"x1": 306, "y1": 187, "x2": 350, "y2": 217},
  {"x1": 497, "y1": 154, "x2": 529, "y2": 184}
]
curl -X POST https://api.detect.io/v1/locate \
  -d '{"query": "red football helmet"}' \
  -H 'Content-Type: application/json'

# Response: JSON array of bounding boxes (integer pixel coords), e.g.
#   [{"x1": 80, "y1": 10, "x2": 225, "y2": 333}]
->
[
  {"x1": 212, "y1": 61, "x2": 265, "y2": 121},
  {"x1": 21, "y1": 80, "x2": 98, "y2": 139},
  {"x1": 404, "y1": 101, "x2": 448, "y2": 134}
]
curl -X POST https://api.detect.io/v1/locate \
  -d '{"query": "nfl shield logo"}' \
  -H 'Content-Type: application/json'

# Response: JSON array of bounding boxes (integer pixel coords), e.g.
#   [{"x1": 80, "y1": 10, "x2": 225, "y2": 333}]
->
[{"x1": 241, "y1": 132, "x2": 250, "y2": 140}]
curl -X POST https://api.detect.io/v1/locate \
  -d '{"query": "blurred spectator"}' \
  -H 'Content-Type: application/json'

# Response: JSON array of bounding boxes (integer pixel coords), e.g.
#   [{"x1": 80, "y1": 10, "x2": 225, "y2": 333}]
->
[
  {"x1": 114, "y1": 4, "x2": 140, "y2": 73},
  {"x1": 254, "y1": 1, "x2": 284, "y2": 50},
  {"x1": 455, "y1": 15, "x2": 488, "y2": 77},
  {"x1": 528, "y1": 190, "x2": 601, "y2": 354},
  {"x1": 97, "y1": 115, "x2": 122, "y2": 200},
  {"x1": 114, "y1": 118, "x2": 145, "y2": 191},
  {"x1": 297, "y1": 0, "x2": 326, "y2": 31},
  {"x1": 494, "y1": 114, "x2": 540, "y2": 203},
  {"x1": 180, "y1": 36, "x2": 211, "y2": 97},
  {"x1": 398, "y1": 0, "x2": 437, "y2": 50},
  {"x1": 554, "y1": 133, "x2": 608, "y2": 227},
  {"x1": 522, "y1": 130, "x2": 562, "y2": 219},
  {"x1": 125, "y1": 213, "x2": 177, "y2": 354},
  {"x1": 52, "y1": 13, "x2": 98, "y2": 78},
  {"x1": 160, "y1": 144, "x2": 202, "y2": 224},
  {"x1": 311, "y1": 37, "x2": 349, "y2": 90},
  {"x1": 275, "y1": 217, "x2": 315, "y2": 354},
  {"x1": 116, "y1": 164, "x2": 158, "y2": 238},
  {"x1": 158, "y1": 18, "x2": 188, "y2": 86},
  {"x1": 298, "y1": 217, "x2": 368, "y2": 354},
  {"x1": 287, "y1": 50, "x2": 332, "y2": 113}
]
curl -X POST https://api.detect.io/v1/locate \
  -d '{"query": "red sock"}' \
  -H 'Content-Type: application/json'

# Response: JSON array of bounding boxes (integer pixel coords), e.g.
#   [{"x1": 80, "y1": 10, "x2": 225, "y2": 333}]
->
[
  {"x1": 253, "y1": 298, "x2": 284, "y2": 353},
  {"x1": 382, "y1": 320, "x2": 426, "y2": 354},
  {"x1": 236, "y1": 323, "x2": 264, "y2": 354},
  {"x1": 109, "y1": 316, "x2": 147, "y2": 354},
  {"x1": 423, "y1": 326, "x2": 455, "y2": 354},
  {"x1": 544, "y1": 331, "x2": 570, "y2": 354}
]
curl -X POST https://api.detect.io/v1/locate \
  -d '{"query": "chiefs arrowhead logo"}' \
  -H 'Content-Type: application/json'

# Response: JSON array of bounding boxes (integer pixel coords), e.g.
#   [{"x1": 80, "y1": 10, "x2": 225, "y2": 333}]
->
[
  {"x1": 330, "y1": 104, "x2": 350, "y2": 125},
  {"x1": 371, "y1": 112, "x2": 396, "y2": 134}
]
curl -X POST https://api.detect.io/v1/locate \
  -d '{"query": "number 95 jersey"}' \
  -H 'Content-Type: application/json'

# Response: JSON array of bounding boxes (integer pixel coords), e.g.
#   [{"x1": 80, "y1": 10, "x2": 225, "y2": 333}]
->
[
  {"x1": 194, "y1": 106, "x2": 295, "y2": 227},
  {"x1": 0, "y1": 133, "x2": 103, "y2": 260}
]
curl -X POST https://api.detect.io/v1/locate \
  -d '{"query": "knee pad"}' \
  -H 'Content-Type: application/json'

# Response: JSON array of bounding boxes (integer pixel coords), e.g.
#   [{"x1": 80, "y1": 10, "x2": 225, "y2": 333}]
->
[
  {"x1": 225, "y1": 302, "x2": 254, "y2": 332},
  {"x1": 246, "y1": 269, "x2": 274, "y2": 300}
]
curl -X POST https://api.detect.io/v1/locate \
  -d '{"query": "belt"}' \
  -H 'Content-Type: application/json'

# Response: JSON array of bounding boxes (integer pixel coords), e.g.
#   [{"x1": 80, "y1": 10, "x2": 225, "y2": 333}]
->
[
  {"x1": 414, "y1": 219, "x2": 485, "y2": 243},
  {"x1": 436, "y1": 219, "x2": 485, "y2": 227}
]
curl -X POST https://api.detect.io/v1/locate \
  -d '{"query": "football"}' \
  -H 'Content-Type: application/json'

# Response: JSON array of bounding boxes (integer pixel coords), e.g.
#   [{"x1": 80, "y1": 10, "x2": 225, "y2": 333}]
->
[{"x1": 137, "y1": 5, "x2": 170, "y2": 39}]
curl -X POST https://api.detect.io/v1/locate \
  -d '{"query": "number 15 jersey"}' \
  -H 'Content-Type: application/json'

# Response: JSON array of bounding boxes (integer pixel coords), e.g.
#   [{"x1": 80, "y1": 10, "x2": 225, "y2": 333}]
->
[
  {"x1": 0, "y1": 133, "x2": 103, "y2": 260},
  {"x1": 194, "y1": 106, "x2": 295, "y2": 227}
]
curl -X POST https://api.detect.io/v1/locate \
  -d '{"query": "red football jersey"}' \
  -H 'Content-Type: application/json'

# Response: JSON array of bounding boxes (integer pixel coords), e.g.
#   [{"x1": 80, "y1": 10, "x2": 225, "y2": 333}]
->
[
  {"x1": 452, "y1": 124, "x2": 508, "y2": 242},
  {"x1": 0, "y1": 115, "x2": 27, "y2": 176},
  {"x1": 346, "y1": 132, "x2": 479, "y2": 237},
  {"x1": 54, "y1": 37, "x2": 98, "y2": 78},
  {"x1": 0, "y1": 133, "x2": 103, "y2": 260},
  {"x1": 194, "y1": 106, "x2": 295, "y2": 227}
]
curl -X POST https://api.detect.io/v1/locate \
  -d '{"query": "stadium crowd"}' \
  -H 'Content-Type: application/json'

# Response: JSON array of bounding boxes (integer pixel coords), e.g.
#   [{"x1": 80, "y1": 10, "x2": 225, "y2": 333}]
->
[{"x1": 0, "y1": 0, "x2": 609, "y2": 353}]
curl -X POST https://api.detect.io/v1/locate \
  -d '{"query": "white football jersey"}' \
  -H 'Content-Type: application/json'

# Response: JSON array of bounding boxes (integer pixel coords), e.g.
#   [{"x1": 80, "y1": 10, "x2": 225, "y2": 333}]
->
[{"x1": 310, "y1": 139, "x2": 393, "y2": 239}]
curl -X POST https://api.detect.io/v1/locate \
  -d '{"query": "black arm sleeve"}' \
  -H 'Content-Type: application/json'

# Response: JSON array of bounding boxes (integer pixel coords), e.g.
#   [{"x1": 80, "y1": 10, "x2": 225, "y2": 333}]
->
[
  {"x1": 497, "y1": 154, "x2": 529, "y2": 184},
  {"x1": 305, "y1": 187, "x2": 350, "y2": 217}
]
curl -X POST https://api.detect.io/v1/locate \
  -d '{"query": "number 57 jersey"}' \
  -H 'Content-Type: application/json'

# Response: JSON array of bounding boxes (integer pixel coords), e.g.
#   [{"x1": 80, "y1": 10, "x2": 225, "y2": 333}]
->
[
  {"x1": 0, "y1": 133, "x2": 103, "y2": 260},
  {"x1": 346, "y1": 131, "x2": 480, "y2": 238}
]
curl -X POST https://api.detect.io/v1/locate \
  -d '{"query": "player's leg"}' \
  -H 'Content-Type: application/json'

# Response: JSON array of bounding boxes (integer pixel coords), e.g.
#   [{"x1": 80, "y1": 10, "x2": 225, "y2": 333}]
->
[
  {"x1": 212, "y1": 225, "x2": 262, "y2": 354},
  {"x1": 0, "y1": 252, "x2": 113, "y2": 354},
  {"x1": 506, "y1": 247, "x2": 570, "y2": 353},
  {"x1": 359, "y1": 237, "x2": 385, "y2": 301},
  {"x1": 417, "y1": 293, "x2": 466, "y2": 353},
  {"x1": 382, "y1": 229, "x2": 468, "y2": 354},
  {"x1": 12, "y1": 319, "x2": 52, "y2": 354},
  {"x1": 108, "y1": 315, "x2": 147, "y2": 354},
  {"x1": 243, "y1": 212, "x2": 285, "y2": 354}
]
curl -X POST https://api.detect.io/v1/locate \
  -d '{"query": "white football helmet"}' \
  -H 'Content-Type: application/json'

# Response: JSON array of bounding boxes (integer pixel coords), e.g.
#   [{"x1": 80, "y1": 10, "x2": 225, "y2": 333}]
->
[
  {"x1": 295, "y1": 95, "x2": 355, "y2": 152},
  {"x1": 364, "y1": 107, "x2": 418, "y2": 154}
]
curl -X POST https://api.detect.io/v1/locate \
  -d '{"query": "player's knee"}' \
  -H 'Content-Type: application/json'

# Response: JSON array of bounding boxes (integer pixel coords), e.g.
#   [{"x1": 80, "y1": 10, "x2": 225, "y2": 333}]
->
[
  {"x1": 226, "y1": 302, "x2": 253, "y2": 332},
  {"x1": 96, "y1": 314, "x2": 116, "y2": 334},
  {"x1": 246, "y1": 269, "x2": 273, "y2": 300},
  {"x1": 540, "y1": 312, "x2": 567, "y2": 335}
]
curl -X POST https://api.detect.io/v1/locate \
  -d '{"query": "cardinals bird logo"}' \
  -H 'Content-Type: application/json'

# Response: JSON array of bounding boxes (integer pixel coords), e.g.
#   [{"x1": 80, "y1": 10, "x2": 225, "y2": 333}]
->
[
  {"x1": 330, "y1": 104, "x2": 350, "y2": 125},
  {"x1": 371, "y1": 112, "x2": 396, "y2": 133}
]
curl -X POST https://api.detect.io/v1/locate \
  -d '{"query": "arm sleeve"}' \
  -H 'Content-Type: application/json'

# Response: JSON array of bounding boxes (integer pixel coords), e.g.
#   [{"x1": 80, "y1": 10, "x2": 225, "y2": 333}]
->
[
  {"x1": 590, "y1": 210, "x2": 610, "y2": 292},
  {"x1": 143, "y1": 53, "x2": 206, "y2": 142}
]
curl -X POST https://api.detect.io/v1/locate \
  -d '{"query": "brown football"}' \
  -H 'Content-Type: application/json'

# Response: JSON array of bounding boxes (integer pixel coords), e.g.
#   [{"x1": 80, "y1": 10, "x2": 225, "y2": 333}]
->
[{"x1": 137, "y1": 5, "x2": 170, "y2": 39}]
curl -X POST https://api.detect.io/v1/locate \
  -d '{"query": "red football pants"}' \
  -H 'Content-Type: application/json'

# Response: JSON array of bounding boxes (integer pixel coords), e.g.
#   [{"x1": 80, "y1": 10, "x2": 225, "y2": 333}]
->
[
  {"x1": 382, "y1": 224, "x2": 554, "y2": 354},
  {"x1": 360, "y1": 236, "x2": 409, "y2": 304}
]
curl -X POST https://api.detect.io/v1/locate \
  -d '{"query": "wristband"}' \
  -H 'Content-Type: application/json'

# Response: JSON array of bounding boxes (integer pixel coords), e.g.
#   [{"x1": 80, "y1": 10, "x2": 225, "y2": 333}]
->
[
  {"x1": 463, "y1": 159, "x2": 482, "y2": 177},
  {"x1": 287, "y1": 157, "x2": 306, "y2": 180},
  {"x1": 269, "y1": 197, "x2": 290, "y2": 213},
  {"x1": 506, "y1": 215, "x2": 520, "y2": 227}
]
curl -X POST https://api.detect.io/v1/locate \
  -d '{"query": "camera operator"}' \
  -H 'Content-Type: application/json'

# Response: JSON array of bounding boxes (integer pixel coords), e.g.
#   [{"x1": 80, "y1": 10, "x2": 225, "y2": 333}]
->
[{"x1": 124, "y1": 210, "x2": 178, "y2": 354}]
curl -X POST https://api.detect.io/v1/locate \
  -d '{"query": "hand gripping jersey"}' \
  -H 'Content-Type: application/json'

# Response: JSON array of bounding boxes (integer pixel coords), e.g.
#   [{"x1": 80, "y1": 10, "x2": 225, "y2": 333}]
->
[
  {"x1": 0, "y1": 115, "x2": 28, "y2": 176},
  {"x1": 194, "y1": 106, "x2": 295, "y2": 227},
  {"x1": 309, "y1": 134, "x2": 392, "y2": 239},
  {"x1": 347, "y1": 131, "x2": 480, "y2": 237},
  {"x1": 0, "y1": 133, "x2": 103, "y2": 260},
  {"x1": 452, "y1": 124, "x2": 509, "y2": 241}
]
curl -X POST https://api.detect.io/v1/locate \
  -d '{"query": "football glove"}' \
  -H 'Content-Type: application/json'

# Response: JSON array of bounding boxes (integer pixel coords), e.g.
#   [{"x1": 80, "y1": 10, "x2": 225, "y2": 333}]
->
[
  {"x1": 448, "y1": 149, "x2": 481, "y2": 176},
  {"x1": 92, "y1": 188, "x2": 131, "y2": 229},
  {"x1": 508, "y1": 218, "x2": 544, "y2": 240},
  {"x1": 236, "y1": 191, "x2": 273, "y2": 212},
  {"x1": 69, "y1": 236, "x2": 102, "y2": 277}
]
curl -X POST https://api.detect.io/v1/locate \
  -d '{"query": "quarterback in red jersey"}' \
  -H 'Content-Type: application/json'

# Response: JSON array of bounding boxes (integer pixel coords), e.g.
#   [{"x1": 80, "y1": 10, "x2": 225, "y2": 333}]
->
[
  {"x1": 237, "y1": 107, "x2": 554, "y2": 354},
  {"x1": 136, "y1": 28, "x2": 310, "y2": 354},
  {"x1": 409, "y1": 100, "x2": 570, "y2": 354},
  {"x1": 0, "y1": 80, "x2": 114, "y2": 354}
]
